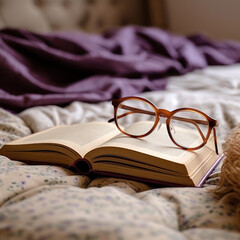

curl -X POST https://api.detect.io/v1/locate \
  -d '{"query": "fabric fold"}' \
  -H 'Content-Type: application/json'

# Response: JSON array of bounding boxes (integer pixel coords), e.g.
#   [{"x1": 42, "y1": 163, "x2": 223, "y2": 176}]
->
[{"x1": 1, "y1": 26, "x2": 240, "y2": 112}]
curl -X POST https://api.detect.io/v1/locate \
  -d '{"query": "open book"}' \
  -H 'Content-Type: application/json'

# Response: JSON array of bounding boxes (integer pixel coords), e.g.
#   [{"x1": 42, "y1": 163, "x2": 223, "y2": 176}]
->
[{"x1": 0, "y1": 122, "x2": 223, "y2": 187}]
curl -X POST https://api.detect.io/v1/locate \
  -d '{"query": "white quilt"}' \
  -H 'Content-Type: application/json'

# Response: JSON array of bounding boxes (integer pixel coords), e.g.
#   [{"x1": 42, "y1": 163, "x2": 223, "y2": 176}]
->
[{"x1": 0, "y1": 64, "x2": 240, "y2": 239}]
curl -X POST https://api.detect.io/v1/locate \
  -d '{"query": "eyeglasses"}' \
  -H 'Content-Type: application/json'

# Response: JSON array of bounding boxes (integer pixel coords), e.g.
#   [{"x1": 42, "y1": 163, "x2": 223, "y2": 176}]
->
[{"x1": 108, "y1": 96, "x2": 219, "y2": 155}]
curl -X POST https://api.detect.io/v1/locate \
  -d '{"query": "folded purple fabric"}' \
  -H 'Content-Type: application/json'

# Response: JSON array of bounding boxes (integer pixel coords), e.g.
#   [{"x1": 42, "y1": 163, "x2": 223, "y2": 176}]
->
[{"x1": 1, "y1": 26, "x2": 240, "y2": 112}]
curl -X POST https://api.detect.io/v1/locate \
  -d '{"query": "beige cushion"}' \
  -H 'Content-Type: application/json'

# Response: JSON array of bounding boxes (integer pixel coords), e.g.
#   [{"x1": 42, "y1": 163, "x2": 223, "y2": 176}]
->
[
  {"x1": 0, "y1": 0, "x2": 51, "y2": 32},
  {"x1": 0, "y1": 0, "x2": 147, "y2": 33}
]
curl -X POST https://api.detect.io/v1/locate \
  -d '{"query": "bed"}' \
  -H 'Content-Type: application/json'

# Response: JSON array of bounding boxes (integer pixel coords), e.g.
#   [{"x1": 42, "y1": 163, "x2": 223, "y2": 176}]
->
[{"x1": 1, "y1": 1, "x2": 240, "y2": 239}]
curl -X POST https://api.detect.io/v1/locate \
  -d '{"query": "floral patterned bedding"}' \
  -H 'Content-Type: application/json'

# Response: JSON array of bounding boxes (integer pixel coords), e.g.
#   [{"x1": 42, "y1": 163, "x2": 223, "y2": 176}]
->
[{"x1": 1, "y1": 65, "x2": 240, "y2": 239}]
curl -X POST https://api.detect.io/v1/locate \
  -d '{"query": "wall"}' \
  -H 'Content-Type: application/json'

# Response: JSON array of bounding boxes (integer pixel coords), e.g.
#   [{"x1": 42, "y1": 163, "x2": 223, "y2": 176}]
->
[{"x1": 165, "y1": 0, "x2": 240, "y2": 41}]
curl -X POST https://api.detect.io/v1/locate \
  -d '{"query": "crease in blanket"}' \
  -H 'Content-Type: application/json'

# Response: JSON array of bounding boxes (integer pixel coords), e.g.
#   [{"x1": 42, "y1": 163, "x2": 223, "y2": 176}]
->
[{"x1": 214, "y1": 122, "x2": 240, "y2": 228}]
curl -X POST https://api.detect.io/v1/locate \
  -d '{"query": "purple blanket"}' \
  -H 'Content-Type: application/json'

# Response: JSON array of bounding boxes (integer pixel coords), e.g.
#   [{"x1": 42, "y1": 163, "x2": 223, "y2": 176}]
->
[{"x1": 1, "y1": 26, "x2": 240, "y2": 112}]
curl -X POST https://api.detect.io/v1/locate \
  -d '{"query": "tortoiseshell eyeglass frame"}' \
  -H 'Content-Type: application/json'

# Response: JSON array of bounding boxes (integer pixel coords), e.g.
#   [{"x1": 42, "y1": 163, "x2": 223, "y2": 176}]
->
[{"x1": 108, "y1": 96, "x2": 219, "y2": 155}]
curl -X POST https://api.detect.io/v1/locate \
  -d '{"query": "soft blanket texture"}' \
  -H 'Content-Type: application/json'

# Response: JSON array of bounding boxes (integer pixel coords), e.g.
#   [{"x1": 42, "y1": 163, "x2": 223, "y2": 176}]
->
[
  {"x1": 2, "y1": 26, "x2": 240, "y2": 112},
  {"x1": 1, "y1": 65, "x2": 240, "y2": 239}
]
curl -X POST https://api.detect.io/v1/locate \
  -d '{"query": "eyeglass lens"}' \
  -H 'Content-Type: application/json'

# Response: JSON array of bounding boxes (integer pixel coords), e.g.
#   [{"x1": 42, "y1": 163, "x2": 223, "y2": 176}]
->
[
  {"x1": 169, "y1": 110, "x2": 209, "y2": 149},
  {"x1": 116, "y1": 99, "x2": 157, "y2": 136}
]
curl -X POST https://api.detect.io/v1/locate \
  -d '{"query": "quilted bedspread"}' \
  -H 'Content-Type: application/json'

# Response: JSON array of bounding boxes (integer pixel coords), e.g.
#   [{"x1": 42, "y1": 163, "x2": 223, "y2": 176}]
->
[{"x1": 1, "y1": 65, "x2": 240, "y2": 239}]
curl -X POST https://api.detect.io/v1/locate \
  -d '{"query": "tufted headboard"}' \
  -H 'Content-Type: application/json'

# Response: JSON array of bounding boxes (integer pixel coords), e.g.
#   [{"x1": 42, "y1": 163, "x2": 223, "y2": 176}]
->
[{"x1": 0, "y1": 0, "x2": 148, "y2": 33}]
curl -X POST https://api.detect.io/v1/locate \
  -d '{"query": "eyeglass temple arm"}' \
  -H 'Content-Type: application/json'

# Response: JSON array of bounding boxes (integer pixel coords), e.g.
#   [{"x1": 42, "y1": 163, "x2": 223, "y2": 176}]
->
[
  {"x1": 108, "y1": 111, "x2": 134, "y2": 123},
  {"x1": 108, "y1": 105, "x2": 206, "y2": 140},
  {"x1": 110, "y1": 104, "x2": 209, "y2": 124},
  {"x1": 213, "y1": 127, "x2": 219, "y2": 155},
  {"x1": 108, "y1": 106, "x2": 155, "y2": 123}
]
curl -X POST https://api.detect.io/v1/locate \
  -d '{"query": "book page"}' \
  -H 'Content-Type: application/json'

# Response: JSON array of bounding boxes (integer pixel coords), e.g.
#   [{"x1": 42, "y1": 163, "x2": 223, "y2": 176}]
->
[
  {"x1": 6, "y1": 122, "x2": 120, "y2": 155},
  {"x1": 96, "y1": 122, "x2": 204, "y2": 164}
]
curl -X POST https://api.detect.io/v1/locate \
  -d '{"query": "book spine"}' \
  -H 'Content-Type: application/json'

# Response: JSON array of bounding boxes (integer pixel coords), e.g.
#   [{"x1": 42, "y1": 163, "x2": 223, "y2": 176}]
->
[
  {"x1": 73, "y1": 158, "x2": 93, "y2": 175},
  {"x1": 196, "y1": 153, "x2": 225, "y2": 187}
]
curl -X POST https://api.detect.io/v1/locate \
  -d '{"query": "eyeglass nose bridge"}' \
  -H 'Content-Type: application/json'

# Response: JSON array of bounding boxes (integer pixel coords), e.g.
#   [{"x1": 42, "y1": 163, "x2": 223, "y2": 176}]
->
[
  {"x1": 156, "y1": 109, "x2": 176, "y2": 132},
  {"x1": 156, "y1": 109, "x2": 172, "y2": 120}
]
